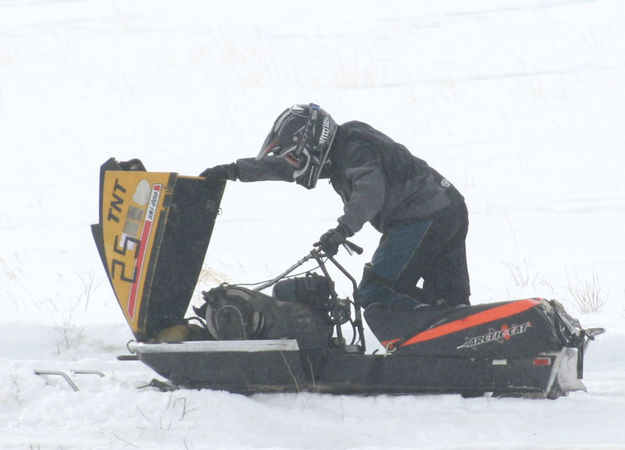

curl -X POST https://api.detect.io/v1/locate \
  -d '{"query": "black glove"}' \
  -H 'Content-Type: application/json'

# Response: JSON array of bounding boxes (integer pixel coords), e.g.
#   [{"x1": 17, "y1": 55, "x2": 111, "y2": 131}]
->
[
  {"x1": 315, "y1": 224, "x2": 352, "y2": 256},
  {"x1": 119, "y1": 158, "x2": 146, "y2": 171},
  {"x1": 200, "y1": 163, "x2": 238, "y2": 181}
]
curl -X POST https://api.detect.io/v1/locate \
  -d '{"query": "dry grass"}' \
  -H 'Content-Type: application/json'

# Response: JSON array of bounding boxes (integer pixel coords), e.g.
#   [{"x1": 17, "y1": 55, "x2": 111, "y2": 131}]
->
[{"x1": 568, "y1": 273, "x2": 606, "y2": 314}]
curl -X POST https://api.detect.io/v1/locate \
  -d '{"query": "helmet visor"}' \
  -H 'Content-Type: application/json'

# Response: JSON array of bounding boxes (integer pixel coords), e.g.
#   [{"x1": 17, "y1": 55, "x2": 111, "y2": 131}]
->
[
  {"x1": 256, "y1": 105, "x2": 311, "y2": 160},
  {"x1": 257, "y1": 136, "x2": 280, "y2": 160}
]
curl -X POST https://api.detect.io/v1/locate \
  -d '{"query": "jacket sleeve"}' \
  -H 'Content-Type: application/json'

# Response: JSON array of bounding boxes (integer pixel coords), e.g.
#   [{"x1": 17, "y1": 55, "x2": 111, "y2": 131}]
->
[
  {"x1": 336, "y1": 147, "x2": 386, "y2": 234},
  {"x1": 235, "y1": 156, "x2": 294, "y2": 182}
]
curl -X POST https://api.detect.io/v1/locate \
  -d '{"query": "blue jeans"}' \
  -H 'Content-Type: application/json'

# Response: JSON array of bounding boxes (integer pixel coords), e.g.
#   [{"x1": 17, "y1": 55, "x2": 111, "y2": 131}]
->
[
  {"x1": 358, "y1": 203, "x2": 471, "y2": 309},
  {"x1": 358, "y1": 220, "x2": 432, "y2": 308}
]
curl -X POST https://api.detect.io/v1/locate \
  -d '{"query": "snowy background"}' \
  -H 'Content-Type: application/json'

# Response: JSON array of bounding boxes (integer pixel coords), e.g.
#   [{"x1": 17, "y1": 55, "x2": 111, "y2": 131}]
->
[{"x1": 1, "y1": 0, "x2": 625, "y2": 448}]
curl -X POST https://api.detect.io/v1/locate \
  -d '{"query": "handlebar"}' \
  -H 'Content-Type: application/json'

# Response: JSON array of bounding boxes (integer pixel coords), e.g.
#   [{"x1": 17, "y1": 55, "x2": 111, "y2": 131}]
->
[
  {"x1": 252, "y1": 240, "x2": 363, "y2": 292},
  {"x1": 312, "y1": 239, "x2": 364, "y2": 256},
  {"x1": 343, "y1": 240, "x2": 364, "y2": 255}
]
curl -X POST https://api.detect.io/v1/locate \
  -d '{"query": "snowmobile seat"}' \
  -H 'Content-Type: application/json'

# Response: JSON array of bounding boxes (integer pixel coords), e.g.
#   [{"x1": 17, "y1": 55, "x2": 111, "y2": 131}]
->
[{"x1": 364, "y1": 302, "x2": 468, "y2": 348}]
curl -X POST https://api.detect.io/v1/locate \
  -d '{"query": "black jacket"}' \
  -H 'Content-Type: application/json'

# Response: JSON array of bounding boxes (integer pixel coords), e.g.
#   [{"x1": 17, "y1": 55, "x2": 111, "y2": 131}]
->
[{"x1": 236, "y1": 121, "x2": 463, "y2": 233}]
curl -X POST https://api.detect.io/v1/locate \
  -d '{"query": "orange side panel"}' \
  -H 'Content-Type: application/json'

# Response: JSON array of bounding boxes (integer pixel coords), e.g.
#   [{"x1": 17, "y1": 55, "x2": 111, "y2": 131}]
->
[{"x1": 398, "y1": 299, "x2": 541, "y2": 348}]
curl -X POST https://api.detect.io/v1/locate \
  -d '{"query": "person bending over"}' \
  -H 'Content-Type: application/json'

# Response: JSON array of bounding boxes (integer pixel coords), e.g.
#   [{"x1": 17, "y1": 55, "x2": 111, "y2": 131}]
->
[{"x1": 201, "y1": 103, "x2": 470, "y2": 309}]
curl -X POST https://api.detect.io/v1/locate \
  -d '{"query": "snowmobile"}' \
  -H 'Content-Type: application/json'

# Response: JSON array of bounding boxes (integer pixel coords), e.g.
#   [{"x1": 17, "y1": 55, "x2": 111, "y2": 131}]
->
[{"x1": 92, "y1": 158, "x2": 604, "y2": 398}]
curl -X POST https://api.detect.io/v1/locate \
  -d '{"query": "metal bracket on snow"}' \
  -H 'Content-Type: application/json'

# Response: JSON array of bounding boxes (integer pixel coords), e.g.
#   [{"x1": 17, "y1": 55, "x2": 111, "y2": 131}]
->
[
  {"x1": 71, "y1": 369, "x2": 106, "y2": 377},
  {"x1": 34, "y1": 370, "x2": 80, "y2": 391},
  {"x1": 34, "y1": 369, "x2": 106, "y2": 391}
]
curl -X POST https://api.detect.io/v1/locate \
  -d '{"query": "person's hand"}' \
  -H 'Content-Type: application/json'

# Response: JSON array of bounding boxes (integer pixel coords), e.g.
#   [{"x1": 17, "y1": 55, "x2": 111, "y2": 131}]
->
[
  {"x1": 199, "y1": 163, "x2": 238, "y2": 181},
  {"x1": 315, "y1": 224, "x2": 351, "y2": 256},
  {"x1": 119, "y1": 158, "x2": 146, "y2": 171}
]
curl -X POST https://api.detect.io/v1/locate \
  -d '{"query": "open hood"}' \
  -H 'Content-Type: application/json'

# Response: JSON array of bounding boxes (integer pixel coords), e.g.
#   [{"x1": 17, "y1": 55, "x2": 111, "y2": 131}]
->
[{"x1": 91, "y1": 158, "x2": 225, "y2": 341}]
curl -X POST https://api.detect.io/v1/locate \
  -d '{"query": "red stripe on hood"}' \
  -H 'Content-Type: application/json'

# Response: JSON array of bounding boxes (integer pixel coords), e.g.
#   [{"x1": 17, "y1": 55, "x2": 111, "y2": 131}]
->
[{"x1": 398, "y1": 299, "x2": 541, "y2": 348}]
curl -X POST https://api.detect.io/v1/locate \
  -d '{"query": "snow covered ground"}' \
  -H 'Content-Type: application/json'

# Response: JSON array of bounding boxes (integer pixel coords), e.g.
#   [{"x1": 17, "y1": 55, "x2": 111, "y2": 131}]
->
[{"x1": 1, "y1": 0, "x2": 625, "y2": 448}]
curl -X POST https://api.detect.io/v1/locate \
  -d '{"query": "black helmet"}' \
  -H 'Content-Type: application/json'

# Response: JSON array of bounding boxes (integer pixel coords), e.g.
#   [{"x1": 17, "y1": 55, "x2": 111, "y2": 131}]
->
[{"x1": 257, "y1": 103, "x2": 337, "y2": 189}]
